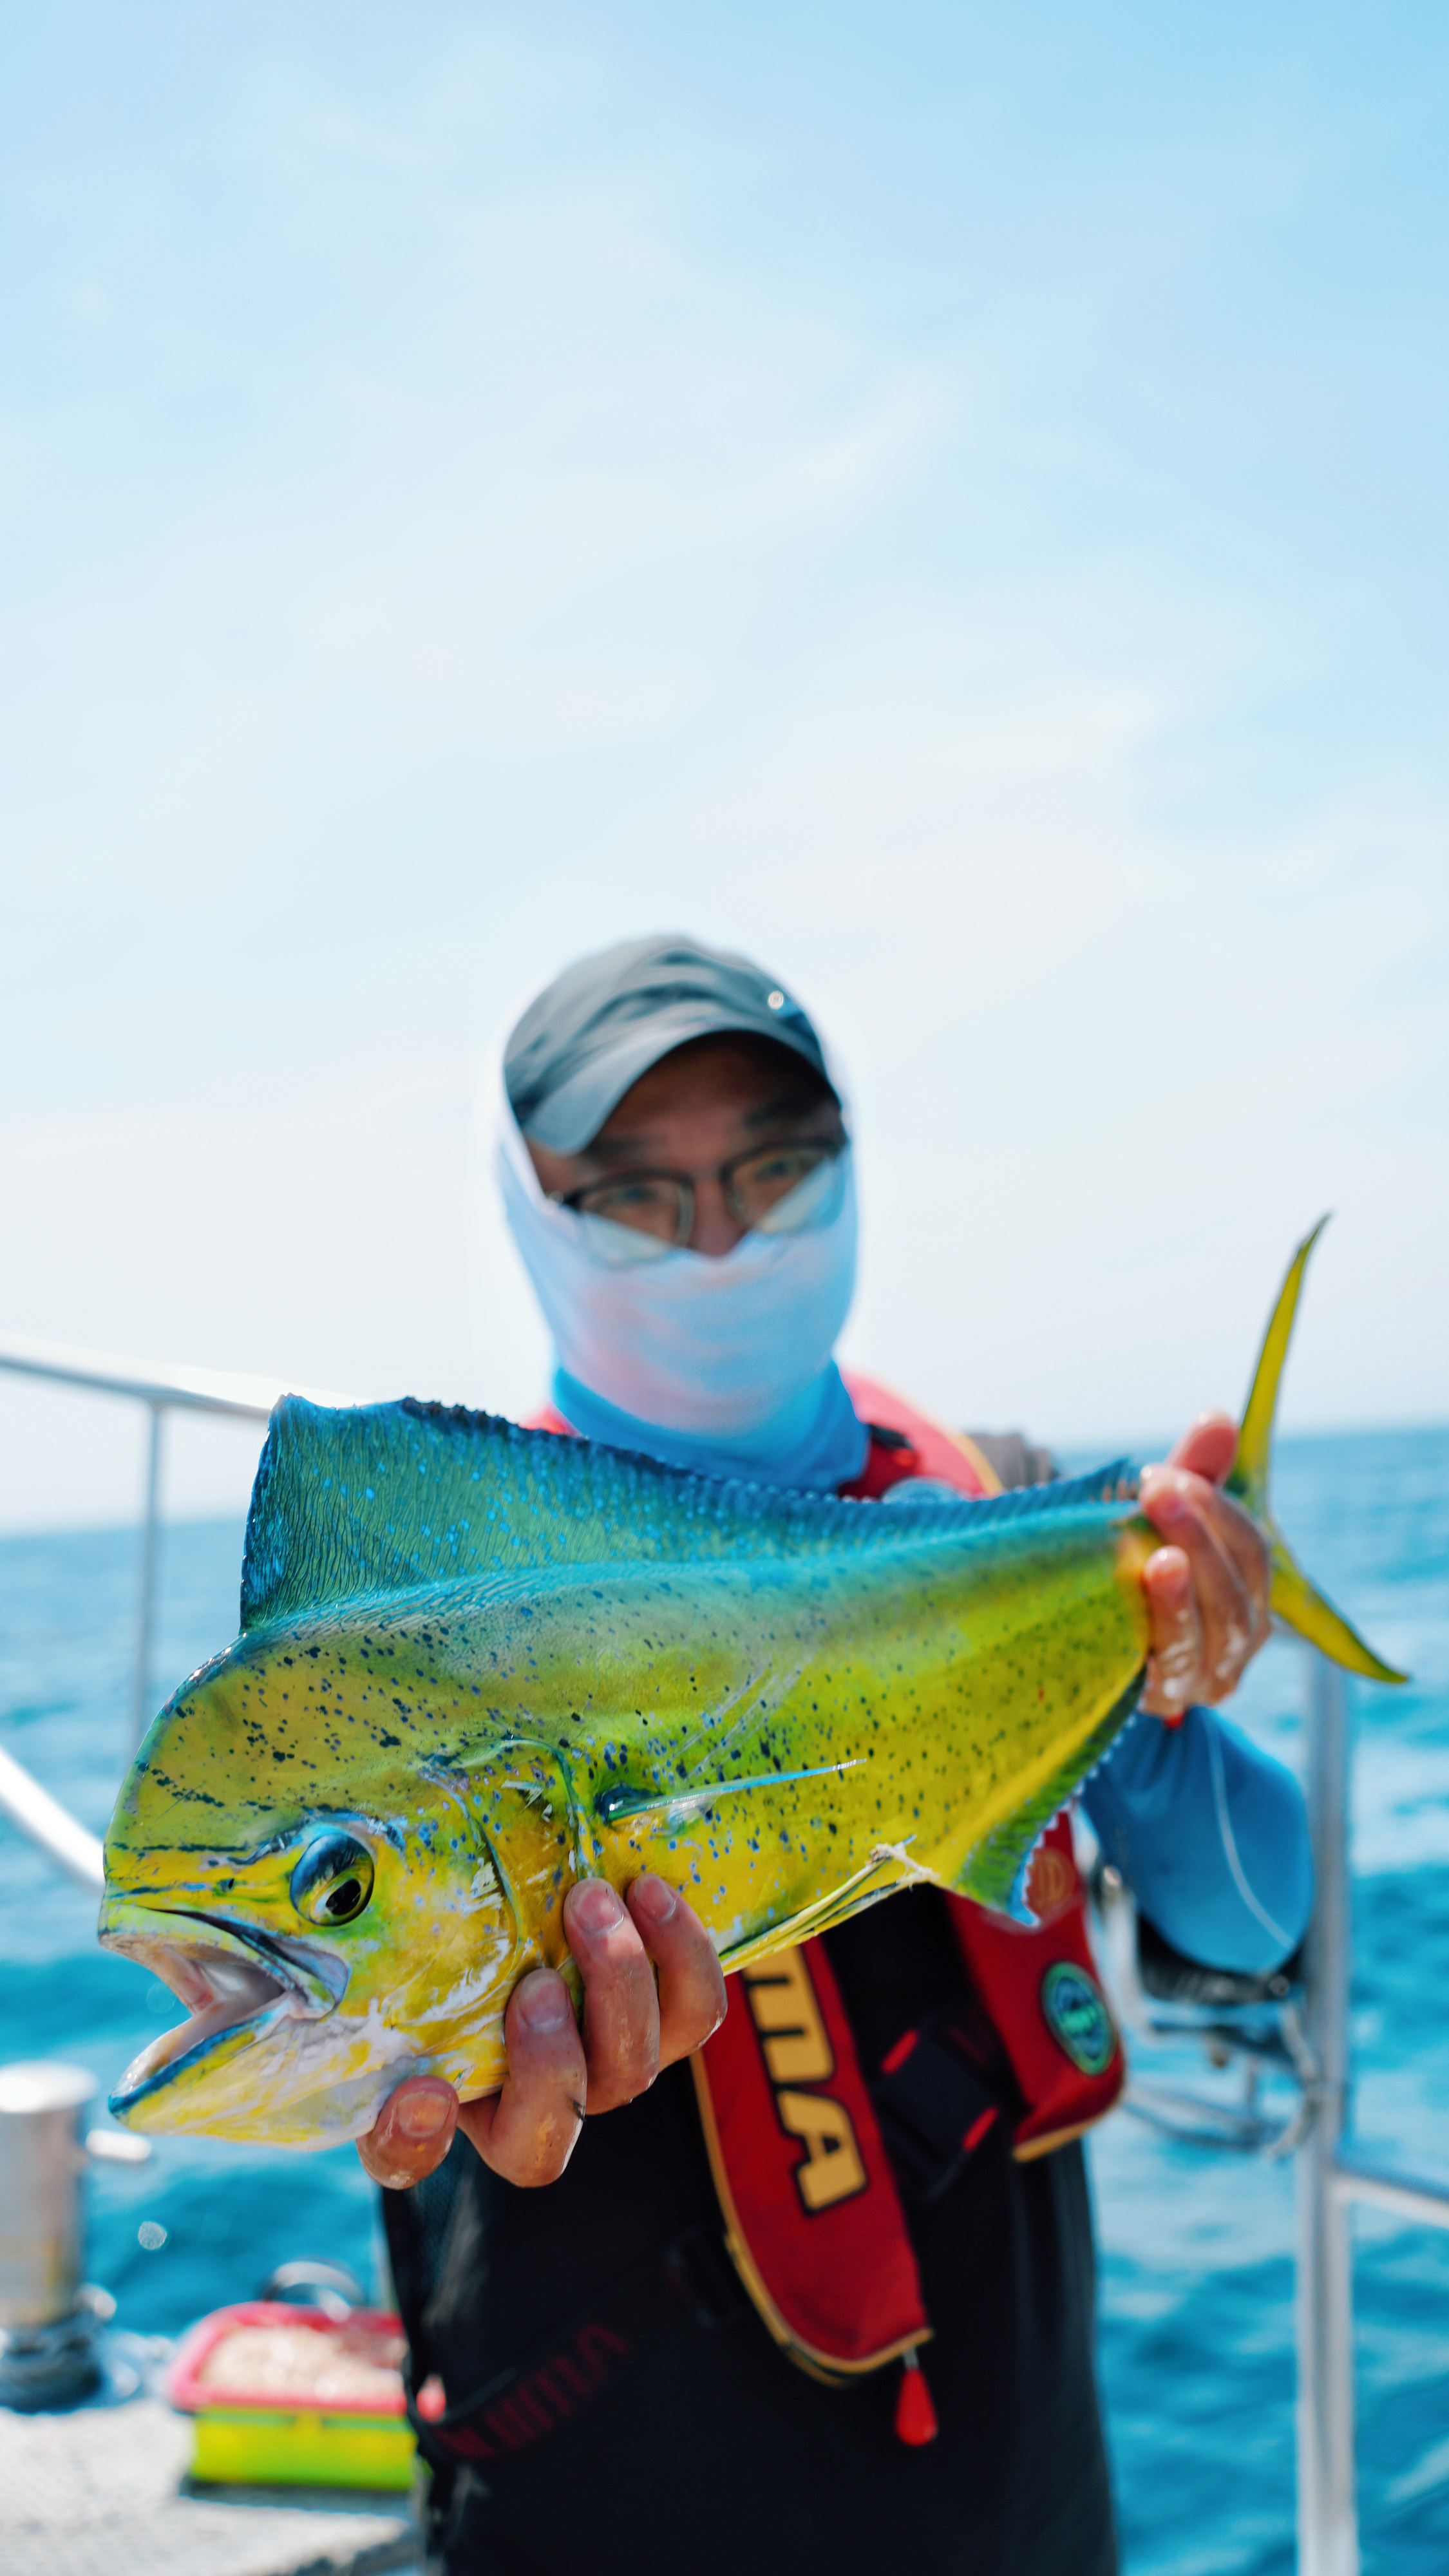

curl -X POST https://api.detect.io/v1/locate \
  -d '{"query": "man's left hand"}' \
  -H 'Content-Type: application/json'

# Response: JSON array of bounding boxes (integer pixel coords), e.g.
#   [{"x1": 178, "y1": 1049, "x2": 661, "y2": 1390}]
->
[{"x1": 1138, "y1": 1412, "x2": 1271, "y2": 1719}]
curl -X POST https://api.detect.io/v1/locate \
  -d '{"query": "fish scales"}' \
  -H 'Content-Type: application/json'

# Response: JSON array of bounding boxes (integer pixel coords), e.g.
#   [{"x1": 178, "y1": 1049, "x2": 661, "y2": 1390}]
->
[{"x1": 98, "y1": 1229, "x2": 1403, "y2": 2148}]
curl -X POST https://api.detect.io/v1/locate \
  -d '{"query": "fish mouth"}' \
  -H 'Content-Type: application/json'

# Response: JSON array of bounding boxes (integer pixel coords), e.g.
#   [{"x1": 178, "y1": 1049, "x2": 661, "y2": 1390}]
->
[{"x1": 101, "y1": 1906, "x2": 346, "y2": 2116}]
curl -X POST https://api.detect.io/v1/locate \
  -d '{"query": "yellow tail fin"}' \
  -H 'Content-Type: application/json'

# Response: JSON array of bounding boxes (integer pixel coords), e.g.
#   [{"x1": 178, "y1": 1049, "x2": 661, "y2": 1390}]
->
[{"x1": 1226, "y1": 1220, "x2": 1406, "y2": 1685}]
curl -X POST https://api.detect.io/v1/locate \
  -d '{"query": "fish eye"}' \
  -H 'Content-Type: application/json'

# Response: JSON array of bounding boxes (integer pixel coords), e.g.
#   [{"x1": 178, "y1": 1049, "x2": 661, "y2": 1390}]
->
[{"x1": 290, "y1": 1831, "x2": 375, "y2": 1927}]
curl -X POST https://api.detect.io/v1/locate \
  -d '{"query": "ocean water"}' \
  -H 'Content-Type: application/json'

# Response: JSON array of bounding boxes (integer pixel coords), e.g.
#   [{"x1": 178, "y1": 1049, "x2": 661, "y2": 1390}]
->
[
  {"x1": 1087, "y1": 1427, "x2": 1449, "y2": 2576},
  {"x1": 1, "y1": 1427, "x2": 1446, "y2": 2570}
]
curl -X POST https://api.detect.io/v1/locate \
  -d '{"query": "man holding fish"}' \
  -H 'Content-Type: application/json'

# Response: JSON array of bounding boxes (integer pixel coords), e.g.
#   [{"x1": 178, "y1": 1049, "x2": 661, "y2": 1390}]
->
[{"x1": 358, "y1": 936, "x2": 1314, "y2": 2575}]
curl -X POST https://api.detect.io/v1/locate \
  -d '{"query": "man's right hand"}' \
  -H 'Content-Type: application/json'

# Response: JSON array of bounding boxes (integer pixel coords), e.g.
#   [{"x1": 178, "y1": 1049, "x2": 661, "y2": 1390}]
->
[{"x1": 356, "y1": 1872, "x2": 726, "y2": 2193}]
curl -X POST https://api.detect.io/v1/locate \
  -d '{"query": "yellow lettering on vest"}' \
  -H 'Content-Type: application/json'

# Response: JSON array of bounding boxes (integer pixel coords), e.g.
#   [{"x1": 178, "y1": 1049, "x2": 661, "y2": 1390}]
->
[
  {"x1": 775, "y1": 2089, "x2": 868, "y2": 2210},
  {"x1": 743, "y1": 1949, "x2": 833, "y2": 2084}
]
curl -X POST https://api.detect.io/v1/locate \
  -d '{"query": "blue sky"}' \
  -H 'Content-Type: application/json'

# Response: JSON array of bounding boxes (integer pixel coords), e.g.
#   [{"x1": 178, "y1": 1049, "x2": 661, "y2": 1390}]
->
[{"x1": 1, "y1": 4, "x2": 1446, "y2": 1528}]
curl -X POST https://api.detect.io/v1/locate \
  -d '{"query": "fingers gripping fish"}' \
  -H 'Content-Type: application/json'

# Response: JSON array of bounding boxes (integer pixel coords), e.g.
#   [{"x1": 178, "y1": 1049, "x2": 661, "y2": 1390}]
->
[{"x1": 98, "y1": 1226, "x2": 1402, "y2": 2148}]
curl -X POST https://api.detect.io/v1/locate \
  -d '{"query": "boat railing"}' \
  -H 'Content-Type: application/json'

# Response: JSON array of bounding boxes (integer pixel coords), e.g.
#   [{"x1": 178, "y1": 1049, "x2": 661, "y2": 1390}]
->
[
  {"x1": 1095, "y1": 1649, "x2": 1449, "y2": 2574},
  {"x1": 0, "y1": 1331, "x2": 1442, "y2": 2573},
  {"x1": 0, "y1": 1335, "x2": 352, "y2": 1762}
]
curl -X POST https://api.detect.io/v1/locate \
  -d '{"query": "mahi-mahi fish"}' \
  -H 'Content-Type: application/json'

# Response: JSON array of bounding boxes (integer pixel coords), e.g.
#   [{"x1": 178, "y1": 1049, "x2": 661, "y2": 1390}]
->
[{"x1": 99, "y1": 1224, "x2": 1401, "y2": 2147}]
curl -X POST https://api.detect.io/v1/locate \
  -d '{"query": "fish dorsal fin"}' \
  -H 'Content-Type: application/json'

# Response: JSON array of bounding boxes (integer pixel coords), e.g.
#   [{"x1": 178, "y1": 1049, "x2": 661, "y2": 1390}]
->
[
  {"x1": 240, "y1": 1396, "x2": 1132, "y2": 1633},
  {"x1": 240, "y1": 1396, "x2": 727, "y2": 1628}
]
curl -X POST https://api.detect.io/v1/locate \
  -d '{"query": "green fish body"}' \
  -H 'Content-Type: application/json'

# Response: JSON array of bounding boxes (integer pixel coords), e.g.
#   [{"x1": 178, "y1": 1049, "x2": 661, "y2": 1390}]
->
[{"x1": 99, "y1": 1227, "x2": 1399, "y2": 2148}]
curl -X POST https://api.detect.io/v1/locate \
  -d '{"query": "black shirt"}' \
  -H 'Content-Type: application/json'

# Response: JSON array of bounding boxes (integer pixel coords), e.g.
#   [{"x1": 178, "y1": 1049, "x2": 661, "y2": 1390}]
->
[{"x1": 385, "y1": 1886, "x2": 1117, "y2": 2576}]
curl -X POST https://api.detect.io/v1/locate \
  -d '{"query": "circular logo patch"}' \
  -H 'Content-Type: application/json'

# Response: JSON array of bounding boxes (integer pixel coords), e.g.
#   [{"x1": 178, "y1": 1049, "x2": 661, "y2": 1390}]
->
[{"x1": 1039, "y1": 1961, "x2": 1116, "y2": 2078}]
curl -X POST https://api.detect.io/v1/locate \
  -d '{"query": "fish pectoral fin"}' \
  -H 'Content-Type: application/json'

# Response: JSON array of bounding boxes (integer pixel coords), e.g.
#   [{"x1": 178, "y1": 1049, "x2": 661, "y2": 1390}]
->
[{"x1": 596, "y1": 1758, "x2": 863, "y2": 1828}]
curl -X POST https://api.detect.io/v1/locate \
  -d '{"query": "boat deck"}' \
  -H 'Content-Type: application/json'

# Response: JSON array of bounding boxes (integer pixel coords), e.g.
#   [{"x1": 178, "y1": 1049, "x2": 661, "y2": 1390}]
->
[{"x1": 1, "y1": 2391, "x2": 419, "y2": 2576}]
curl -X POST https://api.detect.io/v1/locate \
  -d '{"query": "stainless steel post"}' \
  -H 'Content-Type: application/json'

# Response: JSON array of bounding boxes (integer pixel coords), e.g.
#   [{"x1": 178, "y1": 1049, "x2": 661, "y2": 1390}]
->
[
  {"x1": 129, "y1": 1401, "x2": 164, "y2": 1752},
  {"x1": 0, "y1": 2061, "x2": 97, "y2": 2327},
  {"x1": 0, "y1": 2060, "x2": 106, "y2": 2407},
  {"x1": 1297, "y1": 1651, "x2": 1359, "y2": 2576}
]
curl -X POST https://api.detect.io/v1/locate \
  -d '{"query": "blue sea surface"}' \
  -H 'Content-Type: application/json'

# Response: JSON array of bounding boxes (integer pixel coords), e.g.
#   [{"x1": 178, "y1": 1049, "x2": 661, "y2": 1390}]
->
[{"x1": 1, "y1": 1427, "x2": 1446, "y2": 2570}]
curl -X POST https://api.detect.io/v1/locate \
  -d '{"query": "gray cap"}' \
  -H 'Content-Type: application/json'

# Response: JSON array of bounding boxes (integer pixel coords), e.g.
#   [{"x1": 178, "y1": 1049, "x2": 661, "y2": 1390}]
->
[{"x1": 504, "y1": 933, "x2": 835, "y2": 1153}]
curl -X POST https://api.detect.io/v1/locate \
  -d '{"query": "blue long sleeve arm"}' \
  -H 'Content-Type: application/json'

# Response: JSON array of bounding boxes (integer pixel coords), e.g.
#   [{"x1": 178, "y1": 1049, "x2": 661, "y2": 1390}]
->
[{"x1": 1079, "y1": 1705, "x2": 1313, "y2": 1976}]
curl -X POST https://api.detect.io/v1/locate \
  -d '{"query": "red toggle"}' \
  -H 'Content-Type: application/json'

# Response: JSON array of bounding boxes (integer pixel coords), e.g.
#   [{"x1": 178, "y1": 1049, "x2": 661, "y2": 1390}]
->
[
  {"x1": 894, "y1": 2351, "x2": 938, "y2": 2446},
  {"x1": 880, "y1": 2029, "x2": 919, "y2": 2076}
]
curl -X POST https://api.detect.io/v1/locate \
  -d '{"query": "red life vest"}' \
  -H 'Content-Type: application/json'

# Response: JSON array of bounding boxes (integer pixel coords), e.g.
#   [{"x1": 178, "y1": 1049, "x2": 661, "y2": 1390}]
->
[{"x1": 522, "y1": 1377, "x2": 1124, "y2": 2418}]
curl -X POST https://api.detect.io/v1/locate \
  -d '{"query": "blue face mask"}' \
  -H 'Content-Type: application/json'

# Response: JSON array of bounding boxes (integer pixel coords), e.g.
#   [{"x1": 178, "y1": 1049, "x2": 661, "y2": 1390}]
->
[{"x1": 496, "y1": 1101, "x2": 867, "y2": 1491}]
